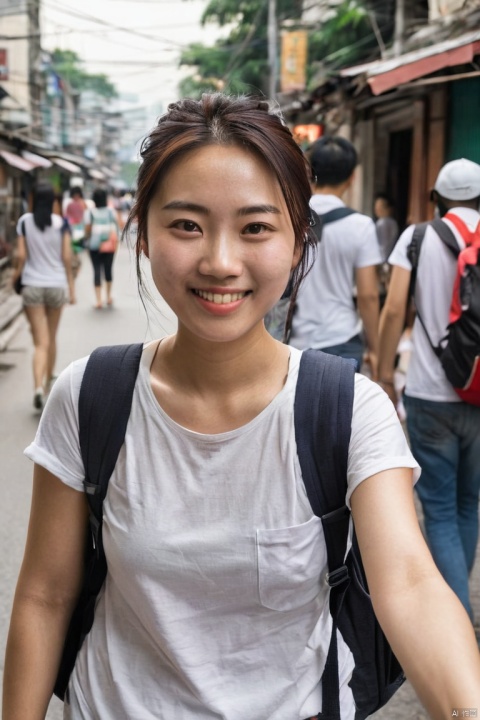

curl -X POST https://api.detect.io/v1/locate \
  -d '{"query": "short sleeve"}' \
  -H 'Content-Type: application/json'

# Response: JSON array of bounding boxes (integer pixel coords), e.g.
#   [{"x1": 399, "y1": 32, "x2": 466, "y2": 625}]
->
[
  {"x1": 354, "y1": 216, "x2": 383, "y2": 268},
  {"x1": 346, "y1": 374, "x2": 420, "y2": 507},
  {"x1": 16, "y1": 213, "x2": 28, "y2": 236},
  {"x1": 388, "y1": 224, "x2": 415, "y2": 270},
  {"x1": 24, "y1": 357, "x2": 89, "y2": 491},
  {"x1": 84, "y1": 209, "x2": 92, "y2": 225}
]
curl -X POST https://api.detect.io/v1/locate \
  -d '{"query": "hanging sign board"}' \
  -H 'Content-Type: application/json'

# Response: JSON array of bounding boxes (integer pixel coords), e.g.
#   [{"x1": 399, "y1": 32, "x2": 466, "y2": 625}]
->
[{"x1": 280, "y1": 30, "x2": 307, "y2": 92}]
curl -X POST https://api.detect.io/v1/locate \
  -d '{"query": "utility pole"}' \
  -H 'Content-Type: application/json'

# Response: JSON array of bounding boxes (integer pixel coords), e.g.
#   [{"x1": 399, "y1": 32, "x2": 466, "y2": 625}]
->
[
  {"x1": 268, "y1": 0, "x2": 277, "y2": 100},
  {"x1": 393, "y1": 0, "x2": 405, "y2": 57},
  {"x1": 28, "y1": 0, "x2": 42, "y2": 139}
]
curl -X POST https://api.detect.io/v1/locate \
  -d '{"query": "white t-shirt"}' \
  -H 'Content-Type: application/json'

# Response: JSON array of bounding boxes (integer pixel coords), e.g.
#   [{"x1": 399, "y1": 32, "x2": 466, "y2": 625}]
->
[
  {"x1": 376, "y1": 216, "x2": 398, "y2": 262},
  {"x1": 25, "y1": 343, "x2": 418, "y2": 720},
  {"x1": 388, "y1": 207, "x2": 480, "y2": 402},
  {"x1": 84, "y1": 207, "x2": 117, "y2": 251},
  {"x1": 16, "y1": 213, "x2": 67, "y2": 288},
  {"x1": 290, "y1": 195, "x2": 382, "y2": 350}
]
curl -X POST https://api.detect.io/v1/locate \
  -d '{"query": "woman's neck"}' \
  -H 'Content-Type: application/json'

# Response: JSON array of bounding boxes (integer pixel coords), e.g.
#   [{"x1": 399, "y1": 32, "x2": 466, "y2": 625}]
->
[{"x1": 157, "y1": 324, "x2": 285, "y2": 394}]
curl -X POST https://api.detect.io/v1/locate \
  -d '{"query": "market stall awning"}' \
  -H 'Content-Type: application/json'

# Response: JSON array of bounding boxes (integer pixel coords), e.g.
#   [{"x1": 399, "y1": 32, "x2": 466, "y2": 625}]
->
[
  {"x1": 51, "y1": 157, "x2": 83, "y2": 174},
  {"x1": 89, "y1": 168, "x2": 105, "y2": 180},
  {"x1": 340, "y1": 29, "x2": 480, "y2": 96},
  {"x1": 21, "y1": 150, "x2": 53, "y2": 169},
  {"x1": 0, "y1": 149, "x2": 36, "y2": 172}
]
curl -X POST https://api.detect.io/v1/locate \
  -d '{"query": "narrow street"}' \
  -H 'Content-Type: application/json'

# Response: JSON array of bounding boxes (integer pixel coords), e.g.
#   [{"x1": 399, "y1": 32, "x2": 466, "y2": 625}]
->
[
  {"x1": 0, "y1": 240, "x2": 176, "y2": 719},
  {"x1": 0, "y1": 241, "x2": 479, "y2": 719}
]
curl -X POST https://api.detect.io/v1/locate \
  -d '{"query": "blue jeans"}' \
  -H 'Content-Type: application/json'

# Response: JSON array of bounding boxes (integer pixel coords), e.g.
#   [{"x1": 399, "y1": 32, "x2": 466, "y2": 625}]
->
[
  {"x1": 404, "y1": 395, "x2": 480, "y2": 618},
  {"x1": 321, "y1": 334, "x2": 363, "y2": 372}
]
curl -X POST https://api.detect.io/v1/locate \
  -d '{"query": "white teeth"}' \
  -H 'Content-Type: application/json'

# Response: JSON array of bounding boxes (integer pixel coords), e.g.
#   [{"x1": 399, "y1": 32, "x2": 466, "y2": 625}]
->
[{"x1": 195, "y1": 290, "x2": 246, "y2": 304}]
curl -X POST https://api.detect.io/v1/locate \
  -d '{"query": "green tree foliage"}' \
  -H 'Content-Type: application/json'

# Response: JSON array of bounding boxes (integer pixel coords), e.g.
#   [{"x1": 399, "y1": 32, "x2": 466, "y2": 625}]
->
[
  {"x1": 179, "y1": 0, "x2": 391, "y2": 98},
  {"x1": 50, "y1": 49, "x2": 117, "y2": 99},
  {"x1": 307, "y1": 0, "x2": 388, "y2": 86},
  {"x1": 179, "y1": 0, "x2": 303, "y2": 97}
]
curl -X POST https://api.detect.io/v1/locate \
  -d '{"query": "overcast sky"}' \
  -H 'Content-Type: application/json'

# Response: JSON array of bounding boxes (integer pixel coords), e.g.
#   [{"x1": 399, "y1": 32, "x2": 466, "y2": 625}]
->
[{"x1": 41, "y1": 0, "x2": 229, "y2": 108}]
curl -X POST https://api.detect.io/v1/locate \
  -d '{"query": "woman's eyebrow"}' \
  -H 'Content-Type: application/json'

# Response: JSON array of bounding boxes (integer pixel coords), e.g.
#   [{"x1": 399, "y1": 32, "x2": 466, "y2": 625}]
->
[
  {"x1": 161, "y1": 202, "x2": 281, "y2": 216},
  {"x1": 162, "y1": 201, "x2": 210, "y2": 214},
  {"x1": 237, "y1": 204, "x2": 281, "y2": 216}
]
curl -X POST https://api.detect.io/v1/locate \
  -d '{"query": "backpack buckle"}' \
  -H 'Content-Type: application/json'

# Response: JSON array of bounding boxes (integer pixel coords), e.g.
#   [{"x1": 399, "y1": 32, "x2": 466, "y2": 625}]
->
[
  {"x1": 89, "y1": 512, "x2": 101, "y2": 555},
  {"x1": 326, "y1": 565, "x2": 349, "y2": 588}
]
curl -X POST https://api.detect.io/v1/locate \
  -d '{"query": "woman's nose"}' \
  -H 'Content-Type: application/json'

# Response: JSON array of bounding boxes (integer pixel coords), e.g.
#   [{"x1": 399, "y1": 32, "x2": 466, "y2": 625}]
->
[{"x1": 198, "y1": 235, "x2": 242, "y2": 278}]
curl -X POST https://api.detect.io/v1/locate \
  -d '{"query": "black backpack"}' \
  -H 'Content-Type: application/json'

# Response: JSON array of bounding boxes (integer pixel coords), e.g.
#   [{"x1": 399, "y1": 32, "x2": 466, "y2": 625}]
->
[
  {"x1": 53, "y1": 344, "x2": 404, "y2": 718},
  {"x1": 407, "y1": 215, "x2": 480, "y2": 405}
]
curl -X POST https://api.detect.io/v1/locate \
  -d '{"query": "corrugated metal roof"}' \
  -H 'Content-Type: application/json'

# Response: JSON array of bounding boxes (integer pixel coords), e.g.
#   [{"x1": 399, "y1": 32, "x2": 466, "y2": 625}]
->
[{"x1": 340, "y1": 29, "x2": 480, "y2": 79}]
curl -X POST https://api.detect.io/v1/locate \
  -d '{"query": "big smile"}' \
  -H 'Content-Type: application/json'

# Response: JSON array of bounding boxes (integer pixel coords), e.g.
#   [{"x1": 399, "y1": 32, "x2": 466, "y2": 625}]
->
[{"x1": 192, "y1": 289, "x2": 250, "y2": 305}]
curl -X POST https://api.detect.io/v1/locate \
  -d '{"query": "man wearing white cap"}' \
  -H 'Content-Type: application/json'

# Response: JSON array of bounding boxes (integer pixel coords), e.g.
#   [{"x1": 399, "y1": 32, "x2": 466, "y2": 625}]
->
[{"x1": 378, "y1": 158, "x2": 480, "y2": 621}]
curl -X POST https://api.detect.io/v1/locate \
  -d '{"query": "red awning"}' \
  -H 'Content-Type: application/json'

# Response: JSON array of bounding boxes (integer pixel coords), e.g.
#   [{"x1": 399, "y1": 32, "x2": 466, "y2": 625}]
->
[
  {"x1": 369, "y1": 40, "x2": 480, "y2": 95},
  {"x1": 340, "y1": 30, "x2": 480, "y2": 96},
  {"x1": 0, "y1": 149, "x2": 36, "y2": 172}
]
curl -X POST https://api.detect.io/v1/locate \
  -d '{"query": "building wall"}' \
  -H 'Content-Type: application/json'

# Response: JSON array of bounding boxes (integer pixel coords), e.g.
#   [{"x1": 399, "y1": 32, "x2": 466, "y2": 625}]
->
[
  {"x1": 0, "y1": 11, "x2": 30, "y2": 125},
  {"x1": 447, "y1": 77, "x2": 480, "y2": 165}
]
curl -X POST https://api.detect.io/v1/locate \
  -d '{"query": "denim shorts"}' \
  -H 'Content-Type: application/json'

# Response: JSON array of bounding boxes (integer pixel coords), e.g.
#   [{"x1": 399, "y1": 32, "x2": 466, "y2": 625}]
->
[{"x1": 22, "y1": 285, "x2": 66, "y2": 308}]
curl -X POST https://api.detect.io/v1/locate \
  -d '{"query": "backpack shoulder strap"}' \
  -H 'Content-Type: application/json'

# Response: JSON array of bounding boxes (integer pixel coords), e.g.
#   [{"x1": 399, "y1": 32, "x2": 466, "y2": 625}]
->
[
  {"x1": 406, "y1": 222, "x2": 428, "y2": 299},
  {"x1": 320, "y1": 207, "x2": 357, "y2": 225},
  {"x1": 79, "y1": 343, "x2": 143, "y2": 532},
  {"x1": 294, "y1": 349, "x2": 355, "y2": 573},
  {"x1": 294, "y1": 350, "x2": 355, "y2": 720},
  {"x1": 430, "y1": 217, "x2": 460, "y2": 259}
]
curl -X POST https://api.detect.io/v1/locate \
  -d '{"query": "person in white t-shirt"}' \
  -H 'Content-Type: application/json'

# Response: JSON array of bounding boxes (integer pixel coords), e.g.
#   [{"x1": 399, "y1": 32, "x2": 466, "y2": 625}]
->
[
  {"x1": 289, "y1": 137, "x2": 382, "y2": 378},
  {"x1": 11, "y1": 182, "x2": 76, "y2": 411},
  {"x1": 374, "y1": 193, "x2": 399, "y2": 262},
  {"x1": 378, "y1": 158, "x2": 480, "y2": 621},
  {"x1": 4, "y1": 97, "x2": 480, "y2": 720}
]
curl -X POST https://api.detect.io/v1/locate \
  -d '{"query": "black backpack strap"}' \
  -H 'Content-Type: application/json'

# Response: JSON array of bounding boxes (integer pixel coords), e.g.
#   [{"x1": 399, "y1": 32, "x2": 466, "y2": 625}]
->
[
  {"x1": 79, "y1": 343, "x2": 144, "y2": 538},
  {"x1": 407, "y1": 220, "x2": 459, "y2": 358},
  {"x1": 321, "y1": 207, "x2": 357, "y2": 225},
  {"x1": 430, "y1": 217, "x2": 460, "y2": 259},
  {"x1": 294, "y1": 349, "x2": 355, "y2": 720},
  {"x1": 54, "y1": 343, "x2": 143, "y2": 700},
  {"x1": 408, "y1": 219, "x2": 459, "y2": 298},
  {"x1": 309, "y1": 207, "x2": 357, "y2": 244}
]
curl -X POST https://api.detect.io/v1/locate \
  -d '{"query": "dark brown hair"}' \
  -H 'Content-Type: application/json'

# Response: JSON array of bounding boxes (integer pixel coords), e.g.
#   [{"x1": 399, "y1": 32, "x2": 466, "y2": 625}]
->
[{"x1": 125, "y1": 93, "x2": 317, "y2": 329}]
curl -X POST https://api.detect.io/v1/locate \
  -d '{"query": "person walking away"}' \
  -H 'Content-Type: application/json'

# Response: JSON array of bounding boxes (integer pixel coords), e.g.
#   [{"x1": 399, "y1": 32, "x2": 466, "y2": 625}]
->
[
  {"x1": 65, "y1": 187, "x2": 87, "y2": 279},
  {"x1": 289, "y1": 137, "x2": 382, "y2": 378},
  {"x1": 85, "y1": 188, "x2": 118, "y2": 309},
  {"x1": 11, "y1": 182, "x2": 75, "y2": 411},
  {"x1": 374, "y1": 193, "x2": 399, "y2": 262},
  {"x1": 4, "y1": 97, "x2": 480, "y2": 720},
  {"x1": 374, "y1": 193, "x2": 399, "y2": 309},
  {"x1": 378, "y1": 158, "x2": 480, "y2": 620}
]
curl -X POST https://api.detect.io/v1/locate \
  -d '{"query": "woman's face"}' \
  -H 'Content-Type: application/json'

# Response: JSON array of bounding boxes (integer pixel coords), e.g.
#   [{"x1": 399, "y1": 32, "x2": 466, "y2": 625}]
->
[{"x1": 145, "y1": 144, "x2": 299, "y2": 344}]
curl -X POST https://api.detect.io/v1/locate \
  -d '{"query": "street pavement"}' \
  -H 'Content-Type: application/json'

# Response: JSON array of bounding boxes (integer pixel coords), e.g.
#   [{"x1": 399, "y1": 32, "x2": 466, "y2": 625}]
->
[{"x1": 0, "y1": 241, "x2": 479, "y2": 719}]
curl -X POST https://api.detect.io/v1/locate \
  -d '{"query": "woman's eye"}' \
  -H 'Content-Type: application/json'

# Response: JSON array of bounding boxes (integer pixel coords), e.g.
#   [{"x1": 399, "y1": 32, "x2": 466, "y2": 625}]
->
[
  {"x1": 244, "y1": 223, "x2": 268, "y2": 235},
  {"x1": 173, "y1": 220, "x2": 200, "y2": 233}
]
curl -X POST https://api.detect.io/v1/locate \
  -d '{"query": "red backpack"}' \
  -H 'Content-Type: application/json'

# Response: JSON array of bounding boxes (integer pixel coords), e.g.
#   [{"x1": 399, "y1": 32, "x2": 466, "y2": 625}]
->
[{"x1": 407, "y1": 213, "x2": 480, "y2": 405}]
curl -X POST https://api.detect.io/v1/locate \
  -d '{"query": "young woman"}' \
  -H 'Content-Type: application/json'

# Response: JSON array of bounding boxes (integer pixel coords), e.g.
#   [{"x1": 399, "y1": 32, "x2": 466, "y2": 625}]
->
[
  {"x1": 11, "y1": 182, "x2": 75, "y2": 411},
  {"x1": 65, "y1": 186, "x2": 87, "y2": 280},
  {"x1": 4, "y1": 95, "x2": 480, "y2": 719},
  {"x1": 84, "y1": 188, "x2": 118, "y2": 309}
]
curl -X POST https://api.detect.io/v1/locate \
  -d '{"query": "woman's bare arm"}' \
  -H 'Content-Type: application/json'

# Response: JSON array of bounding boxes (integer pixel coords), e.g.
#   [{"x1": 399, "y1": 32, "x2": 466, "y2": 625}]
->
[
  {"x1": 61, "y1": 231, "x2": 75, "y2": 304},
  {"x1": 3, "y1": 465, "x2": 88, "y2": 720},
  {"x1": 351, "y1": 469, "x2": 480, "y2": 718},
  {"x1": 12, "y1": 234, "x2": 26, "y2": 285}
]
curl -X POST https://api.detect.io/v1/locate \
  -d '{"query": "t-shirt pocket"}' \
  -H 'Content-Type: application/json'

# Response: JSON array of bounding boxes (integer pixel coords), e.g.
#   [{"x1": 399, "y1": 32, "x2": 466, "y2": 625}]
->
[{"x1": 256, "y1": 515, "x2": 326, "y2": 612}]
